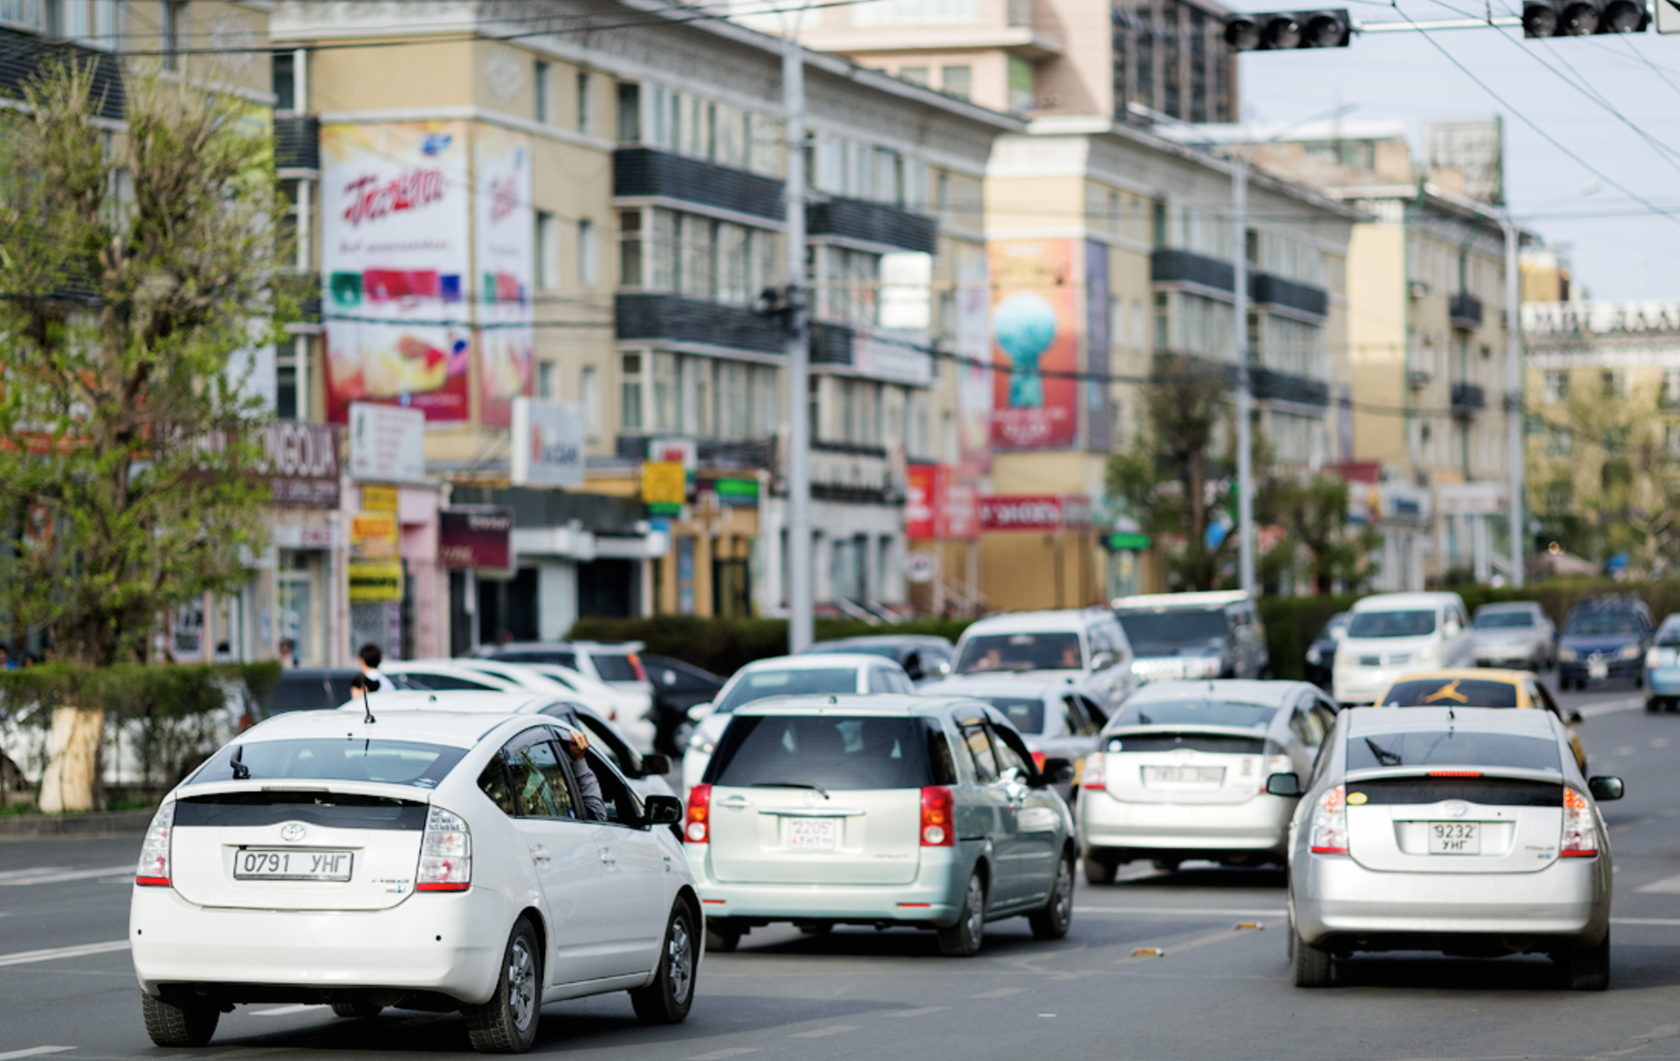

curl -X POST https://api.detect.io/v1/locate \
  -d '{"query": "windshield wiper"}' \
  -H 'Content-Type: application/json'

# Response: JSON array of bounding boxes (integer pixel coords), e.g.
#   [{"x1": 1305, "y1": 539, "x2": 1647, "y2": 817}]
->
[
  {"x1": 1363, "y1": 737, "x2": 1403, "y2": 767},
  {"x1": 751, "y1": 781, "x2": 829, "y2": 799}
]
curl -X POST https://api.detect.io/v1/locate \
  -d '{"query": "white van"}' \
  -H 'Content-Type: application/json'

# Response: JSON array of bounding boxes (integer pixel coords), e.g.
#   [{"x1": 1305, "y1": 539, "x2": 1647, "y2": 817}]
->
[
  {"x1": 1332, "y1": 591, "x2": 1474, "y2": 706},
  {"x1": 950, "y1": 609, "x2": 1136, "y2": 707}
]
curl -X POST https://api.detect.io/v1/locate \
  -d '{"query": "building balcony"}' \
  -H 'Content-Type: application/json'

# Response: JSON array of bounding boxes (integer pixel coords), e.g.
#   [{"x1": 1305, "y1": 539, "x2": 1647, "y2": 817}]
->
[
  {"x1": 1251, "y1": 273, "x2": 1329, "y2": 319},
  {"x1": 613, "y1": 147, "x2": 784, "y2": 221},
  {"x1": 809, "y1": 439, "x2": 902, "y2": 504},
  {"x1": 615, "y1": 292, "x2": 787, "y2": 356},
  {"x1": 1450, "y1": 292, "x2": 1484, "y2": 331},
  {"x1": 807, "y1": 197, "x2": 938, "y2": 254},
  {"x1": 1150, "y1": 250, "x2": 1329, "y2": 321},
  {"x1": 274, "y1": 114, "x2": 320, "y2": 172},
  {"x1": 1252, "y1": 366, "x2": 1330, "y2": 407},
  {"x1": 1451, "y1": 381, "x2": 1487, "y2": 416},
  {"x1": 0, "y1": 29, "x2": 123, "y2": 119}
]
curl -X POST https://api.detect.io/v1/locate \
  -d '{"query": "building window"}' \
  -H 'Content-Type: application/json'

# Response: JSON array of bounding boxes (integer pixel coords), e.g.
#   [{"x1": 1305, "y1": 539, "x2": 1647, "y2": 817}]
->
[
  {"x1": 620, "y1": 353, "x2": 645, "y2": 431},
  {"x1": 1602, "y1": 370, "x2": 1625, "y2": 400},
  {"x1": 276, "y1": 337, "x2": 299, "y2": 420},
  {"x1": 273, "y1": 50, "x2": 297, "y2": 111},
  {"x1": 1664, "y1": 369, "x2": 1680, "y2": 408},
  {"x1": 534, "y1": 60, "x2": 551, "y2": 124},
  {"x1": 577, "y1": 219, "x2": 598, "y2": 286},
  {"x1": 581, "y1": 365, "x2": 601, "y2": 438},
  {"x1": 616, "y1": 81, "x2": 641, "y2": 143},
  {"x1": 940, "y1": 65, "x2": 971, "y2": 100},
  {"x1": 537, "y1": 361, "x2": 558, "y2": 400},
  {"x1": 576, "y1": 72, "x2": 592, "y2": 134},
  {"x1": 899, "y1": 65, "x2": 929, "y2": 86},
  {"x1": 1543, "y1": 370, "x2": 1569, "y2": 404},
  {"x1": 536, "y1": 211, "x2": 559, "y2": 290},
  {"x1": 161, "y1": 0, "x2": 185, "y2": 71},
  {"x1": 652, "y1": 352, "x2": 680, "y2": 432},
  {"x1": 619, "y1": 210, "x2": 643, "y2": 287},
  {"x1": 1153, "y1": 291, "x2": 1169, "y2": 349},
  {"x1": 1151, "y1": 200, "x2": 1167, "y2": 248},
  {"x1": 1547, "y1": 426, "x2": 1572, "y2": 457}
]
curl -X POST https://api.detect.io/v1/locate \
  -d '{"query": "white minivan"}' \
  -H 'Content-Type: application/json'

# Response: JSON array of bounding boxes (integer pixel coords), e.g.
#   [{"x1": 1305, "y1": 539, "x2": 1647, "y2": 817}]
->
[
  {"x1": 950, "y1": 609, "x2": 1136, "y2": 707},
  {"x1": 1332, "y1": 591, "x2": 1474, "y2": 706}
]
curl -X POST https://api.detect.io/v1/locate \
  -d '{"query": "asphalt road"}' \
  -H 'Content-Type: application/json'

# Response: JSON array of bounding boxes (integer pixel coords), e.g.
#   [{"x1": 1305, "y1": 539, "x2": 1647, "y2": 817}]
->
[{"x1": 4, "y1": 679, "x2": 1679, "y2": 1061}]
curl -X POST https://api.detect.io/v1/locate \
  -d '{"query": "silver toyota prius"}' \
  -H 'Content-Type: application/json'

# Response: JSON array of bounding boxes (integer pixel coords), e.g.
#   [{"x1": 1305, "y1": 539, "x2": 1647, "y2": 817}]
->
[
  {"x1": 1276, "y1": 706, "x2": 1623, "y2": 990},
  {"x1": 683, "y1": 694, "x2": 1077, "y2": 957}
]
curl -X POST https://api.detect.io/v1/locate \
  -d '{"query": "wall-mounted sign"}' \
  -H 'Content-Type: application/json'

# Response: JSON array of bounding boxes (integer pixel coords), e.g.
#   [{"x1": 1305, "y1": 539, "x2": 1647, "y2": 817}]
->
[
  {"x1": 272, "y1": 522, "x2": 337, "y2": 550},
  {"x1": 361, "y1": 484, "x2": 398, "y2": 512},
  {"x1": 977, "y1": 494, "x2": 1093, "y2": 532},
  {"x1": 351, "y1": 512, "x2": 399, "y2": 559},
  {"x1": 1106, "y1": 532, "x2": 1152, "y2": 551},
  {"x1": 904, "y1": 551, "x2": 939, "y2": 584},
  {"x1": 348, "y1": 559, "x2": 404, "y2": 602},
  {"x1": 262, "y1": 422, "x2": 341, "y2": 508},
  {"x1": 702, "y1": 477, "x2": 760, "y2": 507},
  {"x1": 511, "y1": 397, "x2": 584, "y2": 487},
  {"x1": 439, "y1": 506, "x2": 513, "y2": 570},
  {"x1": 348, "y1": 402, "x2": 427, "y2": 483},
  {"x1": 643, "y1": 460, "x2": 686, "y2": 515}
]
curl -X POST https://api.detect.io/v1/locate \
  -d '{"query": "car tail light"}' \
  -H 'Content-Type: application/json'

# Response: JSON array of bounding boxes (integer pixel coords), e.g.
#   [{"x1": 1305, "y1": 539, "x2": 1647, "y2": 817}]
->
[
  {"x1": 1648, "y1": 646, "x2": 1674, "y2": 669},
  {"x1": 135, "y1": 802, "x2": 175, "y2": 886},
  {"x1": 1031, "y1": 751, "x2": 1047, "y2": 772},
  {"x1": 686, "y1": 783, "x2": 712, "y2": 843},
  {"x1": 920, "y1": 785, "x2": 954, "y2": 846},
  {"x1": 627, "y1": 652, "x2": 647, "y2": 682},
  {"x1": 1309, "y1": 784, "x2": 1348, "y2": 855},
  {"x1": 1081, "y1": 753, "x2": 1107, "y2": 791},
  {"x1": 417, "y1": 806, "x2": 471, "y2": 891},
  {"x1": 1561, "y1": 787, "x2": 1599, "y2": 857}
]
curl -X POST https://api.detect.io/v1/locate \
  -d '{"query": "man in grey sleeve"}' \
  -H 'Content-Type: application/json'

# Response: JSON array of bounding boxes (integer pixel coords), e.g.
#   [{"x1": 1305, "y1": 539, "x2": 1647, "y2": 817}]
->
[{"x1": 558, "y1": 728, "x2": 610, "y2": 822}]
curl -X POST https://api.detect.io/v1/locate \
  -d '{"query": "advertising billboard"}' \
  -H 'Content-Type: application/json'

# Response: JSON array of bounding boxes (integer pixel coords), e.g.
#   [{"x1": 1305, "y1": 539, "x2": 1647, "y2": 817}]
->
[
  {"x1": 321, "y1": 121, "x2": 472, "y2": 424},
  {"x1": 474, "y1": 124, "x2": 535, "y2": 428},
  {"x1": 989, "y1": 240, "x2": 1079, "y2": 451}
]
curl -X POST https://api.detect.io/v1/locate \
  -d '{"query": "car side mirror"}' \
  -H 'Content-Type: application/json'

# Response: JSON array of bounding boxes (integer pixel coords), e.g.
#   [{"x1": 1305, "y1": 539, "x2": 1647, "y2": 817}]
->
[
  {"x1": 644, "y1": 794, "x2": 684, "y2": 825},
  {"x1": 1568, "y1": 709, "x2": 1584, "y2": 726},
  {"x1": 1330, "y1": 627, "x2": 1346, "y2": 642},
  {"x1": 1036, "y1": 757, "x2": 1074, "y2": 786},
  {"x1": 639, "y1": 753, "x2": 671, "y2": 777},
  {"x1": 687, "y1": 702, "x2": 714, "y2": 722},
  {"x1": 1588, "y1": 776, "x2": 1625, "y2": 802},
  {"x1": 1265, "y1": 772, "x2": 1303, "y2": 798},
  {"x1": 1089, "y1": 651, "x2": 1115, "y2": 672}
]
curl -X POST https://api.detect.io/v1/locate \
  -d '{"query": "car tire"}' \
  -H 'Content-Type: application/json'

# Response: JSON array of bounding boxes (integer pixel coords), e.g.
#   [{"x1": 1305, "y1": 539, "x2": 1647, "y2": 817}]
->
[
  {"x1": 630, "y1": 900, "x2": 698, "y2": 1025},
  {"x1": 1082, "y1": 854, "x2": 1117, "y2": 885},
  {"x1": 1291, "y1": 930, "x2": 1333, "y2": 988},
  {"x1": 331, "y1": 1001, "x2": 383, "y2": 1019},
  {"x1": 1636, "y1": 673, "x2": 1646, "y2": 689},
  {"x1": 1561, "y1": 933, "x2": 1611, "y2": 991},
  {"x1": 937, "y1": 871, "x2": 987, "y2": 957},
  {"x1": 463, "y1": 916, "x2": 543, "y2": 1054},
  {"x1": 141, "y1": 993, "x2": 219, "y2": 1048},
  {"x1": 1648, "y1": 698, "x2": 1660, "y2": 714},
  {"x1": 706, "y1": 919, "x2": 744, "y2": 953},
  {"x1": 1028, "y1": 850, "x2": 1075, "y2": 940}
]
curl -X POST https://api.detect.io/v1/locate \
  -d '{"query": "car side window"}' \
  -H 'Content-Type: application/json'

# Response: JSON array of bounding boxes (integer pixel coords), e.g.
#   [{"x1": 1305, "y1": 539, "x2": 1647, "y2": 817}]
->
[
  {"x1": 1531, "y1": 679, "x2": 1564, "y2": 720},
  {"x1": 584, "y1": 748, "x2": 641, "y2": 826},
  {"x1": 1289, "y1": 704, "x2": 1325, "y2": 749},
  {"x1": 1080, "y1": 695, "x2": 1110, "y2": 728},
  {"x1": 922, "y1": 720, "x2": 960, "y2": 785},
  {"x1": 960, "y1": 724, "x2": 999, "y2": 783},
  {"x1": 1060, "y1": 695, "x2": 1087, "y2": 736},
  {"x1": 989, "y1": 724, "x2": 1032, "y2": 778},
  {"x1": 889, "y1": 669, "x2": 914, "y2": 693},
  {"x1": 1312, "y1": 699, "x2": 1338, "y2": 734},
  {"x1": 575, "y1": 714, "x2": 635, "y2": 774},
  {"x1": 477, "y1": 752, "x2": 517, "y2": 817},
  {"x1": 404, "y1": 672, "x2": 498, "y2": 692},
  {"x1": 506, "y1": 738, "x2": 577, "y2": 819}
]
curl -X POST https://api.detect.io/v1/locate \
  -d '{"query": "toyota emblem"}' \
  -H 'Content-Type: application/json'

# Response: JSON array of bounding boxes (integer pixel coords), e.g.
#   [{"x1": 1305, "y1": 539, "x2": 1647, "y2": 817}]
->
[
  {"x1": 1442, "y1": 801, "x2": 1470, "y2": 819},
  {"x1": 280, "y1": 822, "x2": 308, "y2": 842}
]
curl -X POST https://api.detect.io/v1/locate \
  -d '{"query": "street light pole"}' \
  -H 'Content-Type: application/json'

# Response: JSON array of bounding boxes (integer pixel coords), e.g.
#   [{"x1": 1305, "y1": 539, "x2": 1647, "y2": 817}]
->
[
  {"x1": 1500, "y1": 210, "x2": 1524, "y2": 588},
  {"x1": 1232, "y1": 153, "x2": 1256, "y2": 597},
  {"x1": 782, "y1": 25, "x2": 813, "y2": 653}
]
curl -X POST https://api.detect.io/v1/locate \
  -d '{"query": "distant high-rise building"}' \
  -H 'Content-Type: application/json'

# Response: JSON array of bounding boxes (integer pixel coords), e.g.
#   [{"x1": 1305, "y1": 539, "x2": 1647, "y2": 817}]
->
[
  {"x1": 1425, "y1": 119, "x2": 1505, "y2": 206},
  {"x1": 1113, "y1": 0, "x2": 1239, "y2": 124}
]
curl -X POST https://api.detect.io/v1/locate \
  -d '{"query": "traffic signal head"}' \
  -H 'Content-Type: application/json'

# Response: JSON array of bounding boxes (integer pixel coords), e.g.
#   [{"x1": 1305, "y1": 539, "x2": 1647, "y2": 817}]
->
[
  {"x1": 1523, "y1": 0, "x2": 1647, "y2": 36},
  {"x1": 1224, "y1": 9, "x2": 1351, "y2": 50}
]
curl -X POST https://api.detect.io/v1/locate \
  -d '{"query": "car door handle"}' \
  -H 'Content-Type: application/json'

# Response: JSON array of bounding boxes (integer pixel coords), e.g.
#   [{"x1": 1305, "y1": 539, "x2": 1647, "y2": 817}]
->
[
  {"x1": 718, "y1": 795, "x2": 752, "y2": 809},
  {"x1": 530, "y1": 845, "x2": 551, "y2": 865}
]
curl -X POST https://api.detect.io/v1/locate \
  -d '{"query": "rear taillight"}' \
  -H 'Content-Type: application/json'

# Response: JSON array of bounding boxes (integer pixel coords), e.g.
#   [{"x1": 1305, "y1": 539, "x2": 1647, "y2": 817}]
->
[
  {"x1": 135, "y1": 802, "x2": 174, "y2": 886},
  {"x1": 417, "y1": 806, "x2": 472, "y2": 891},
  {"x1": 627, "y1": 652, "x2": 647, "y2": 681},
  {"x1": 686, "y1": 783, "x2": 712, "y2": 843},
  {"x1": 1081, "y1": 753, "x2": 1107, "y2": 791},
  {"x1": 1429, "y1": 770, "x2": 1482, "y2": 778},
  {"x1": 920, "y1": 786, "x2": 954, "y2": 846},
  {"x1": 1561, "y1": 787, "x2": 1600, "y2": 858},
  {"x1": 1309, "y1": 784, "x2": 1348, "y2": 855}
]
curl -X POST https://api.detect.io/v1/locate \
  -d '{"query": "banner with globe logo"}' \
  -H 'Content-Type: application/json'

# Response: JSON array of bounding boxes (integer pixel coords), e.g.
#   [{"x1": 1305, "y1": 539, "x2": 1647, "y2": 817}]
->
[{"x1": 989, "y1": 240, "x2": 1079, "y2": 450}]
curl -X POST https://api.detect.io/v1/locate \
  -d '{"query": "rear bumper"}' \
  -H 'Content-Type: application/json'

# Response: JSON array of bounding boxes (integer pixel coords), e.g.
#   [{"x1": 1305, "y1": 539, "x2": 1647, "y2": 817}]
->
[
  {"x1": 1475, "y1": 644, "x2": 1543, "y2": 666},
  {"x1": 1078, "y1": 791, "x2": 1291, "y2": 857},
  {"x1": 1646, "y1": 669, "x2": 1680, "y2": 696},
  {"x1": 129, "y1": 885, "x2": 507, "y2": 1005},
  {"x1": 682, "y1": 844, "x2": 969, "y2": 926},
  {"x1": 1293, "y1": 853, "x2": 1610, "y2": 949}
]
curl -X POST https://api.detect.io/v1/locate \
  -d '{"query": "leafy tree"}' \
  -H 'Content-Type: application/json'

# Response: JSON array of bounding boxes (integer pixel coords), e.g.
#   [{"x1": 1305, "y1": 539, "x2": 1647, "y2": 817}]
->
[{"x1": 1261, "y1": 473, "x2": 1381, "y2": 595}]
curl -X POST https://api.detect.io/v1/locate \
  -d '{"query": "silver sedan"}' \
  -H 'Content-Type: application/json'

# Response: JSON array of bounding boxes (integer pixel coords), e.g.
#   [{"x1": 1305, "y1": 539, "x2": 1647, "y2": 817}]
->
[{"x1": 1275, "y1": 706, "x2": 1623, "y2": 990}]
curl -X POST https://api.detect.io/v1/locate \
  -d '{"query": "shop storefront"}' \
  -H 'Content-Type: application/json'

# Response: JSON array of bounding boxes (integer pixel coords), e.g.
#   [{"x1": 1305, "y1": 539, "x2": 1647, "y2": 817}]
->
[{"x1": 977, "y1": 494, "x2": 1103, "y2": 611}]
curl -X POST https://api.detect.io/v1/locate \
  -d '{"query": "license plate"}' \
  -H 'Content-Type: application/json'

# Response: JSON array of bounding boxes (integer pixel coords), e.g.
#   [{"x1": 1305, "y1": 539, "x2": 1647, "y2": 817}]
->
[
  {"x1": 1427, "y1": 822, "x2": 1480, "y2": 855},
  {"x1": 1589, "y1": 660, "x2": 1609, "y2": 679},
  {"x1": 1142, "y1": 766, "x2": 1225, "y2": 785},
  {"x1": 787, "y1": 818, "x2": 838, "y2": 851},
  {"x1": 234, "y1": 849, "x2": 353, "y2": 881}
]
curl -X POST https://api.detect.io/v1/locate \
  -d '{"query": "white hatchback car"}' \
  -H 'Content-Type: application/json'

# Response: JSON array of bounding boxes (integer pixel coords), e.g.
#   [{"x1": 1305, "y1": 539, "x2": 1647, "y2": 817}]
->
[
  {"x1": 682, "y1": 654, "x2": 914, "y2": 794},
  {"x1": 1332, "y1": 592, "x2": 1475, "y2": 706},
  {"x1": 129, "y1": 707, "x2": 699, "y2": 1053}
]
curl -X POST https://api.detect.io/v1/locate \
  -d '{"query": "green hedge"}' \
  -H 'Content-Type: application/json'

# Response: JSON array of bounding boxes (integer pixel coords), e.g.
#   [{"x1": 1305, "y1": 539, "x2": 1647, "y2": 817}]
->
[
  {"x1": 0, "y1": 662, "x2": 281, "y2": 720},
  {"x1": 566, "y1": 616, "x2": 974, "y2": 678}
]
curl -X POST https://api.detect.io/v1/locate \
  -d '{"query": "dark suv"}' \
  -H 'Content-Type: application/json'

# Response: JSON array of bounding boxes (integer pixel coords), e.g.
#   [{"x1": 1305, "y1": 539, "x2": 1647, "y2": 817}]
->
[{"x1": 1559, "y1": 595, "x2": 1653, "y2": 690}]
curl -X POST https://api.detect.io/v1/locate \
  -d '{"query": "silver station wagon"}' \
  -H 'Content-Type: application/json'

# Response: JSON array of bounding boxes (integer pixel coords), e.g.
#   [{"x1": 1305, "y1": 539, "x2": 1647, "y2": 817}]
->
[{"x1": 683, "y1": 694, "x2": 1077, "y2": 957}]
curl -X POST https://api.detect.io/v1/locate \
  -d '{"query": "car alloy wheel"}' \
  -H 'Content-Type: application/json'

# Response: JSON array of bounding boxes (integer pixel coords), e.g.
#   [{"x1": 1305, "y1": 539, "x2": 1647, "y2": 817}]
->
[
  {"x1": 464, "y1": 917, "x2": 543, "y2": 1053},
  {"x1": 631, "y1": 901, "x2": 699, "y2": 1025},
  {"x1": 1030, "y1": 851, "x2": 1075, "y2": 940},
  {"x1": 938, "y1": 871, "x2": 987, "y2": 957},
  {"x1": 507, "y1": 937, "x2": 537, "y2": 1032}
]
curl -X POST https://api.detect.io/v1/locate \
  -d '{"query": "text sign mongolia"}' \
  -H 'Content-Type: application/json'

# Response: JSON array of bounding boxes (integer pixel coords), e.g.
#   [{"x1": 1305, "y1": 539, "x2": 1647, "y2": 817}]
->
[
  {"x1": 348, "y1": 402, "x2": 427, "y2": 483},
  {"x1": 262, "y1": 422, "x2": 341, "y2": 508}
]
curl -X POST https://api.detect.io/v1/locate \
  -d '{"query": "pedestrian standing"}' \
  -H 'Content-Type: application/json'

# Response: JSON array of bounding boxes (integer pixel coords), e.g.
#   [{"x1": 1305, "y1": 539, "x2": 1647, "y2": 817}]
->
[{"x1": 358, "y1": 643, "x2": 385, "y2": 692}]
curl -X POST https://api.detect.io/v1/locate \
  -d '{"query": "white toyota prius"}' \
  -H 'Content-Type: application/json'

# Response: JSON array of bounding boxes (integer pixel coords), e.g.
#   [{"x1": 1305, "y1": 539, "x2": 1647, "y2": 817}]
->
[{"x1": 129, "y1": 706, "x2": 700, "y2": 1053}]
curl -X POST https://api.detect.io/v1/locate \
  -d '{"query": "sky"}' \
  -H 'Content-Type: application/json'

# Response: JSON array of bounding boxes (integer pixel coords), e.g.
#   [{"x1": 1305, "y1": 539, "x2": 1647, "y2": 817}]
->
[{"x1": 1238, "y1": 0, "x2": 1680, "y2": 301}]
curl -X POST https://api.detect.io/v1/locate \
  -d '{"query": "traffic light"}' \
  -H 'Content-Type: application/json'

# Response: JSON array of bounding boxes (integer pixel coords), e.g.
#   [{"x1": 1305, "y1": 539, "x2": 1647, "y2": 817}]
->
[
  {"x1": 1224, "y1": 9, "x2": 1352, "y2": 50},
  {"x1": 1521, "y1": 0, "x2": 1646, "y2": 36}
]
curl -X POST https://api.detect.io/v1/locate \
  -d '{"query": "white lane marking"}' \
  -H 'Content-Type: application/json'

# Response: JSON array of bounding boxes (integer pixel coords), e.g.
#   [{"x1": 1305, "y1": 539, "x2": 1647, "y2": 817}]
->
[
  {"x1": 683, "y1": 1051, "x2": 759, "y2": 1060},
  {"x1": 1074, "y1": 905, "x2": 1288, "y2": 918},
  {"x1": 0, "y1": 866, "x2": 133, "y2": 887},
  {"x1": 1653, "y1": 737, "x2": 1671, "y2": 749},
  {"x1": 970, "y1": 988, "x2": 1026, "y2": 998},
  {"x1": 0, "y1": 1049, "x2": 75, "y2": 1061},
  {"x1": 0, "y1": 867, "x2": 68, "y2": 881},
  {"x1": 884, "y1": 1006, "x2": 948, "y2": 1018},
  {"x1": 251, "y1": 1004, "x2": 324, "y2": 1017},
  {"x1": 788, "y1": 1026, "x2": 859, "y2": 1039},
  {"x1": 1613, "y1": 917, "x2": 1680, "y2": 925},
  {"x1": 1579, "y1": 697, "x2": 1646, "y2": 719},
  {"x1": 0, "y1": 940, "x2": 129, "y2": 967},
  {"x1": 1636, "y1": 873, "x2": 1680, "y2": 894},
  {"x1": 1616, "y1": 746, "x2": 1637, "y2": 757}
]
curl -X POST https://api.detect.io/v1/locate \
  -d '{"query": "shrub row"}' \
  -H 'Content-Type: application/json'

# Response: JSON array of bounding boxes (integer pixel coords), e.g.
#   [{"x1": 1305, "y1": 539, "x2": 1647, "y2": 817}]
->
[{"x1": 0, "y1": 662, "x2": 281, "y2": 720}]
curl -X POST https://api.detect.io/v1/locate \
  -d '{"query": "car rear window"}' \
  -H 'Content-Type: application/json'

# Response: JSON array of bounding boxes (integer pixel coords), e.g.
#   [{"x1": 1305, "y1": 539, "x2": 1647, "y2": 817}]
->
[
  {"x1": 1106, "y1": 733, "x2": 1268, "y2": 755},
  {"x1": 1378, "y1": 678, "x2": 1520, "y2": 708},
  {"x1": 954, "y1": 632, "x2": 1082, "y2": 674},
  {"x1": 173, "y1": 791, "x2": 428, "y2": 829},
  {"x1": 1110, "y1": 699, "x2": 1278, "y2": 730},
  {"x1": 1565, "y1": 610, "x2": 1641, "y2": 636},
  {"x1": 1475, "y1": 611, "x2": 1535, "y2": 629},
  {"x1": 1347, "y1": 610, "x2": 1436, "y2": 638},
  {"x1": 973, "y1": 697, "x2": 1046, "y2": 734},
  {"x1": 1347, "y1": 730, "x2": 1560, "y2": 773},
  {"x1": 499, "y1": 650, "x2": 578, "y2": 669},
  {"x1": 706, "y1": 715, "x2": 933, "y2": 790},
  {"x1": 714, "y1": 667, "x2": 858, "y2": 713},
  {"x1": 188, "y1": 739, "x2": 468, "y2": 788},
  {"x1": 591, "y1": 655, "x2": 641, "y2": 682}
]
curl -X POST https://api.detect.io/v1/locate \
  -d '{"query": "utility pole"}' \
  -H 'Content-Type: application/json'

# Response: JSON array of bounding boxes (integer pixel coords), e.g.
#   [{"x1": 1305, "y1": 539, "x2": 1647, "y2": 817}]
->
[
  {"x1": 782, "y1": 26, "x2": 813, "y2": 653},
  {"x1": 1232, "y1": 153, "x2": 1256, "y2": 597},
  {"x1": 1501, "y1": 211, "x2": 1524, "y2": 587}
]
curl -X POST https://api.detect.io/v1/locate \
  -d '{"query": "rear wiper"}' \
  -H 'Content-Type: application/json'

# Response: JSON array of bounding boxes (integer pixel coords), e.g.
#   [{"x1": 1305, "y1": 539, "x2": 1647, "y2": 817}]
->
[
  {"x1": 751, "y1": 781, "x2": 829, "y2": 799},
  {"x1": 1363, "y1": 737, "x2": 1403, "y2": 767}
]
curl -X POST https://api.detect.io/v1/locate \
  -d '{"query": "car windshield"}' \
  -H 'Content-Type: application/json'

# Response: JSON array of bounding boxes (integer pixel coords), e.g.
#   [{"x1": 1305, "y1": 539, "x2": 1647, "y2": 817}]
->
[
  {"x1": 1476, "y1": 610, "x2": 1535, "y2": 630},
  {"x1": 1378, "y1": 678, "x2": 1521, "y2": 708},
  {"x1": 1347, "y1": 610, "x2": 1437, "y2": 638},
  {"x1": 1658, "y1": 622, "x2": 1680, "y2": 647},
  {"x1": 714, "y1": 668, "x2": 859, "y2": 714},
  {"x1": 1565, "y1": 610, "x2": 1641, "y2": 636},
  {"x1": 706, "y1": 715, "x2": 932, "y2": 790},
  {"x1": 954, "y1": 632, "x2": 1083, "y2": 674},
  {"x1": 1348, "y1": 730, "x2": 1560, "y2": 772},
  {"x1": 189, "y1": 739, "x2": 467, "y2": 787},
  {"x1": 973, "y1": 697, "x2": 1047, "y2": 734},
  {"x1": 266, "y1": 675, "x2": 356, "y2": 714},
  {"x1": 1111, "y1": 699, "x2": 1278, "y2": 729},
  {"x1": 1115, "y1": 608, "x2": 1228, "y2": 652},
  {"x1": 591, "y1": 655, "x2": 641, "y2": 682}
]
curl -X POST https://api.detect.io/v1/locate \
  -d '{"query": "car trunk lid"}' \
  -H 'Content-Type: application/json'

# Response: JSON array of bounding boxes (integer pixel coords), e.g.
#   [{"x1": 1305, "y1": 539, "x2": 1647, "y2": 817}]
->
[
  {"x1": 1344, "y1": 771, "x2": 1564, "y2": 874},
  {"x1": 1097, "y1": 728, "x2": 1276, "y2": 806},
  {"x1": 707, "y1": 784, "x2": 922, "y2": 885}
]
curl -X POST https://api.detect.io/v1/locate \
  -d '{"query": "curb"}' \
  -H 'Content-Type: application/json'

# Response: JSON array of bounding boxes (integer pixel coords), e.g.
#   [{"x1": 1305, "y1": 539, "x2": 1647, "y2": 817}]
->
[{"x1": 0, "y1": 807, "x2": 156, "y2": 838}]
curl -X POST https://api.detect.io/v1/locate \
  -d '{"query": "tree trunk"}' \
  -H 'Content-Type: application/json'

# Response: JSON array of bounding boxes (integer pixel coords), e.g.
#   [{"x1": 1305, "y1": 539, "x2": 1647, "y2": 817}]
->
[{"x1": 37, "y1": 707, "x2": 103, "y2": 813}]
